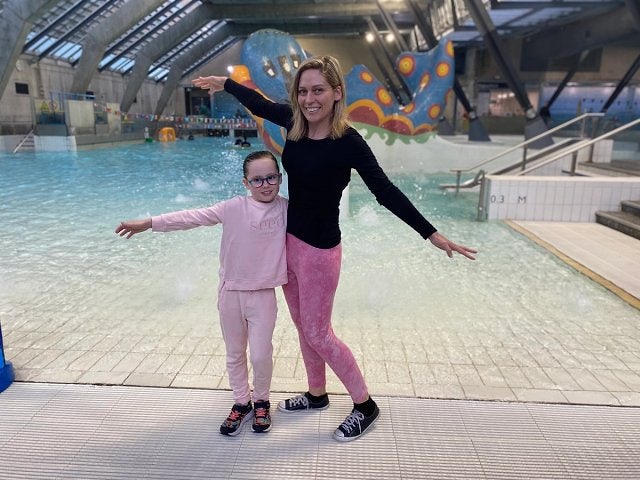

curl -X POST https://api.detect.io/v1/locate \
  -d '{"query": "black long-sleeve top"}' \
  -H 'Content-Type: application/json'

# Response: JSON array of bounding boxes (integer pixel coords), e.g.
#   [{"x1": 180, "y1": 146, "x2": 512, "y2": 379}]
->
[{"x1": 225, "y1": 79, "x2": 437, "y2": 249}]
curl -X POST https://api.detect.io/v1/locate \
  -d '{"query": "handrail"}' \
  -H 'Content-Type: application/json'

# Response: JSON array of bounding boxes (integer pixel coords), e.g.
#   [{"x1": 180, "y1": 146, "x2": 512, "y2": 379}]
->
[
  {"x1": 440, "y1": 137, "x2": 580, "y2": 191},
  {"x1": 447, "y1": 113, "x2": 605, "y2": 193},
  {"x1": 517, "y1": 117, "x2": 640, "y2": 176},
  {"x1": 474, "y1": 116, "x2": 640, "y2": 222},
  {"x1": 451, "y1": 112, "x2": 605, "y2": 175},
  {"x1": 12, "y1": 130, "x2": 34, "y2": 154}
]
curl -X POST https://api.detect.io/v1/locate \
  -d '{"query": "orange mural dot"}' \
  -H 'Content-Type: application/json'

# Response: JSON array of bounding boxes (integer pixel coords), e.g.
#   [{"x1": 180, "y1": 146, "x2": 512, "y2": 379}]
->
[
  {"x1": 419, "y1": 73, "x2": 431, "y2": 89},
  {"x1": 446, "y1": 41, "x2": 454, "y2": 57},
  {"x1": 229, "y1": 65, "x2": 252, "y2": 84},
  {"x1": 429, "y1": 104, "x2": 441, "y2": 119},
  {"x1": 398, "y1": 55, "x2": 415, "y2": 76},
  {"x1": 360, "y1": 71, "x2": 374, "y2": 83},
  {"x1": 436, "y1": 62, "x2": 450, "y2": 78},
  {"x1": 376, "y1": 87, "x2": 393, "y2": 106},
  {"x1": 403, "y1": 102, "x2": 415, "y2": 114}
]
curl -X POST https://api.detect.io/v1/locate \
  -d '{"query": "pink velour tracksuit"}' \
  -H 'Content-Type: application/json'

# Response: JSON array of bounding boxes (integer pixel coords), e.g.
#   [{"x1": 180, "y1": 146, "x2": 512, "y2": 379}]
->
[{"x1": 152, "y1": 195, "x2": 288, "y2": 404}]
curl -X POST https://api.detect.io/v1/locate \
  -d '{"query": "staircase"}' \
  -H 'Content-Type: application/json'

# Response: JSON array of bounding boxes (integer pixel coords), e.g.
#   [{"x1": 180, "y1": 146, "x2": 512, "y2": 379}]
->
[
  {"x1": 595, "y1": 200, "x2": 640, "y2": 240},
  {"x1": 12, "y1": 130, "x2": 35, "y2": 153}
]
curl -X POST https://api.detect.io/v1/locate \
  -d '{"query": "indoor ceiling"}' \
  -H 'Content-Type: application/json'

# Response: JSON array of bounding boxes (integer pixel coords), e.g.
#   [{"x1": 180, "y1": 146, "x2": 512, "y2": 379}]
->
[{"x1": 2, "y1": 0, "x2": 631, "y2": 82}]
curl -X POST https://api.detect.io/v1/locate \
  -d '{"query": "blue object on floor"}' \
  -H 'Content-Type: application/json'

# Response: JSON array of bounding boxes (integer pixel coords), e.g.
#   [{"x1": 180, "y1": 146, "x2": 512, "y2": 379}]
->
[{"x1": 0, "y1": 324, "x2": 14, "y2": 393}]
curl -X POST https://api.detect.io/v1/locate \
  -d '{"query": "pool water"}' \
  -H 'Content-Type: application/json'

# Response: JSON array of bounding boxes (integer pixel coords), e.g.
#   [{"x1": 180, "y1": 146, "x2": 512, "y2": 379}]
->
[{"x1": 1, "y1": 138, "x2": 636, "y2": 358}]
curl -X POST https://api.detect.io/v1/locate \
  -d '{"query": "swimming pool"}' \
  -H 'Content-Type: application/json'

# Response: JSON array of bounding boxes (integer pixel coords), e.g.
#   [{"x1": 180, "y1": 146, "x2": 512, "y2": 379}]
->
[{"x1": 1, "y1": 138, "x2": 638, "y2": 399}]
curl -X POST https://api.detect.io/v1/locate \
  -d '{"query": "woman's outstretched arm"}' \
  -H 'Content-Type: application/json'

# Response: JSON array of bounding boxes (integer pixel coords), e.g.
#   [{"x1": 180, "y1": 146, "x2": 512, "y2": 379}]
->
[{"x1": 428, "y1": 232, "x2": 477, "y2": 260}]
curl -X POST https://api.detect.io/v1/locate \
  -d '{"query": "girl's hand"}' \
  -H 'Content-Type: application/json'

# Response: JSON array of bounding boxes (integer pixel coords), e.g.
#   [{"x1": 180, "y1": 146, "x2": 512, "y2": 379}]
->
[
  {"x1": 428, "y1": 232, "x2": 477, "y2": 260},
  {"x1": 192, "y1": 75, "x2": 228, "y2": 93},
  {"x1": 115, "y1": 219, "x2": 151, "y2": 239}
]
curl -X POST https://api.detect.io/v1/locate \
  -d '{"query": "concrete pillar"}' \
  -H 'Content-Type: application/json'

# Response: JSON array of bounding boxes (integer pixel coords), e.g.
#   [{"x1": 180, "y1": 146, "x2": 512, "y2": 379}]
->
[
  {"x1": 71, "y1": 0, "x2": 166, "y2": 94},
  {"x1": 541, "y1": 50, "x2": 591, "y2": 125},
  {"x1": 463, "y1": 0, "x2": 531, "y2": 115},
  {"x1": 120, "y1": 3, "x2": 217, "y2": 113},
  {"x1": 602, "y1": 53, "x2": 640, "y2": 113},
  {"x1": 626, "y1": 0, "x2": 640, "y2": 29},
  {"x1": 0, "y1": 0, "x2": 62, "y2": 100},
  {"x1": 154, "y1": 24, "x2": 236, "y2": 116},
  {"x1": 463, "y1": 0, "x2": 550, "y2": 146}
]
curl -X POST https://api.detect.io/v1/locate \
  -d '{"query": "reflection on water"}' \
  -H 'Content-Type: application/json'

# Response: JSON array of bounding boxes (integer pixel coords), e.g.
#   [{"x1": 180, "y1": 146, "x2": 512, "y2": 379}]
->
[{"x1": 0, "y1": 139, "x2": 636, "y2": 344}]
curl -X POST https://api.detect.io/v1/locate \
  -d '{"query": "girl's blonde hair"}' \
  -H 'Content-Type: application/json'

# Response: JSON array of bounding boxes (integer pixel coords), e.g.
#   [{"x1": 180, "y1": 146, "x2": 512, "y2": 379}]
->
[{"x1": 287, "y1": 55, "x2": 350, "y2": 141}]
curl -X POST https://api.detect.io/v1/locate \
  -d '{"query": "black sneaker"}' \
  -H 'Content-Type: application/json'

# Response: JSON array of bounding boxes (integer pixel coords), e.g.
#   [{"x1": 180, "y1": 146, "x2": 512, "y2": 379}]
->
[
  {"x1": 252, "y1": 400, "x2": 272, "y2": 433},
  {"x1": 277, "y1": 392, "x2": 330, "y2": 413},
  {"x1": 220, "y1": 402, "x2": 253, "y2": 436},
  {"x1": 333, "y1": 405, "x2": 380, "y2": 442}
]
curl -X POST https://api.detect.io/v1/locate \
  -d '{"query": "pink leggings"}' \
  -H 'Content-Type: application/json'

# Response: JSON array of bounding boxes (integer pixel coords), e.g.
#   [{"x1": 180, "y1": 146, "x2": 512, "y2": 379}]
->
[{"x1": 282, "y1": 233, "x2": 369, "y2": 403}]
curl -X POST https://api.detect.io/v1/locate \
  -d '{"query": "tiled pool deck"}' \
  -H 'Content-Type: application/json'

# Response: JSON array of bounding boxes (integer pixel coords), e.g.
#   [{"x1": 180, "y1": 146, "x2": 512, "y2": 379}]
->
[
  {"x1": 1, "y1": 382, "x2": 639, "y2": 479},
  {"x1": 3, "y1": 221, "x2": 640, "y2": 407},
  {"x1": 1, "y1": 221, "x2": 639, "y2": 479}
]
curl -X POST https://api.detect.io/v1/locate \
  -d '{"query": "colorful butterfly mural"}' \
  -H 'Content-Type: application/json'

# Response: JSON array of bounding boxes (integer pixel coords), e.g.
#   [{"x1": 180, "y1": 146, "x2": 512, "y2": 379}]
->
[{"x1": 230, "y1": 29, "x2": 454, "y2": 154}]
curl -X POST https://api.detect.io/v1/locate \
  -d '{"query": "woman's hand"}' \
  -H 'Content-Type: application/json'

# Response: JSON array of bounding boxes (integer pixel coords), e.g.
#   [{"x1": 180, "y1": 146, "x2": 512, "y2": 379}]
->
[
  {"x1": 192, "y1": 75, "x2": 228, "y2": 93},
  {"x1": 428, "y1": 232, "x2": 477, "y2": 260},
  {"x1": 115, "y1": 219, "x2": 152, "y2": 239}
]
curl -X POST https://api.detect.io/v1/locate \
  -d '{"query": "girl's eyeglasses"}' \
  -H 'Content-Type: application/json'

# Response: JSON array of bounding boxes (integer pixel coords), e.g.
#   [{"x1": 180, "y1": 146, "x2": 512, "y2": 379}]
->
[{"x1": 246, "y1": 173, "x2": 281, "y2": 188}]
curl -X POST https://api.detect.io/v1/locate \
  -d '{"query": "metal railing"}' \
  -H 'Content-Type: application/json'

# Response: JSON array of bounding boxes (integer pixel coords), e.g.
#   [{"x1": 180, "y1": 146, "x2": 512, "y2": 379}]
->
[
  {"x1": 447, "y1": 113, "x2": 605, "y2": 194},
  {"x1": 517, "y1": 117, "x2": 640, "y2": 176},
  {"x1": 475, "y1": 116, "x2": 640, "y2": 221}
]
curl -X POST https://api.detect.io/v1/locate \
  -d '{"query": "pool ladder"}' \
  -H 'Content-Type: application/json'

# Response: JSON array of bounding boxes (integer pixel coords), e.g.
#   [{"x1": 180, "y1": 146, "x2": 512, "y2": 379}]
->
[{"x1": 13, "y1": 130, "x2": 35, "y2": 153}]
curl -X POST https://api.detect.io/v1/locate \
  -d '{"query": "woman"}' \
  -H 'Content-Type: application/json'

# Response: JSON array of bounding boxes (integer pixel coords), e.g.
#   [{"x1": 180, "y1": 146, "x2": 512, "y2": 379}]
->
[{"x1": 193, "y1": 55, "x2": 476, "y2": 442}]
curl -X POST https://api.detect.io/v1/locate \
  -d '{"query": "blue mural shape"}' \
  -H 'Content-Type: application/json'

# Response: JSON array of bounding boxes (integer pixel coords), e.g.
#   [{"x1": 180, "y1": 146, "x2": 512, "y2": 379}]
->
[
  {"x1": 345, "y1": 40, "x2": 454, "y2": 137},
  {"x1": 229, "y1": 29, "x2": 455, "y2": 154},
  {"x1": 240, "y1": 29, "x2": 306, "y2": 104}
]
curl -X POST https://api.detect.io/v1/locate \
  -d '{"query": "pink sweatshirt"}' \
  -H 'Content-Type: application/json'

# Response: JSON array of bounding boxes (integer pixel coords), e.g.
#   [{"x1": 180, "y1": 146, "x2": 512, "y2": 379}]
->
[{"x1": 152, "y1": 195, "x2": 288, "y2": 291}]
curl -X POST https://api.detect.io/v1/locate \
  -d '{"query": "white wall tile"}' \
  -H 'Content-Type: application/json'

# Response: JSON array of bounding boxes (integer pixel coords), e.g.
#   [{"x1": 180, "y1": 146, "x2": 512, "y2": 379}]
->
[
  {"x1": 485, "y1": 176, "x2": 640, "y2": 221},
  {"x1": 561, "y1": 184, "x2": 573, "y2": 205}
]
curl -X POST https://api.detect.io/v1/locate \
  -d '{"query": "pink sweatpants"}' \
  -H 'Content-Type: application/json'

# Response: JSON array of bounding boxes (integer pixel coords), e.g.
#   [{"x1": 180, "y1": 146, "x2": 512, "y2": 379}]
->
[
  {"x1": 218, "y1": 286, "x2": 277, "y2": 404},
  {"x1": 282, "y1": 233, "x2": 369, "y2": 403}
]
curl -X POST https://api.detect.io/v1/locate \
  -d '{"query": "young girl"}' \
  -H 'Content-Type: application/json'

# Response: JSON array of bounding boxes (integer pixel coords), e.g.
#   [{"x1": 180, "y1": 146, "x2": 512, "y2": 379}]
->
[
  {"x1": 193, "y1": 56, "x2": 476, "y2": 442},
  {"x1": 115, "y1": 150, "x2": 287, "y2": 436}
]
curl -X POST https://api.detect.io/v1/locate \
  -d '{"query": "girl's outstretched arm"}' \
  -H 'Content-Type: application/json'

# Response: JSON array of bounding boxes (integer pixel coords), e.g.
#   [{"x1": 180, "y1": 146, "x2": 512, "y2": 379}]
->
[{"x1": 115, "y1": 219, "x2": 151, "y2": 239}]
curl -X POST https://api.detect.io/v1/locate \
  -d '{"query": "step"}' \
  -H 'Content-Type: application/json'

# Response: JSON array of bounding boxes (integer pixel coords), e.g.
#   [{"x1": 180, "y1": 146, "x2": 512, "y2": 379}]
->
[
  {"x1": 621, "y1": 200, "x2": 640, "y2": 216},
  {"x1": 579, "y1": 160, "x2": 640, "y2": 176},
  {"x1": 14, "y1": 140, "x2": 35, "y2": 152},
  {"x1": 595, "y1": 210, "x2": 640, "y2": 240}
]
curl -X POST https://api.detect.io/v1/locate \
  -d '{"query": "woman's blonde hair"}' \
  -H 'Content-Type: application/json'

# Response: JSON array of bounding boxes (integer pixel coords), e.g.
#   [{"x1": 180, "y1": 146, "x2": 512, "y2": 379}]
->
[{"x1": 287, "y1": 55, "x2": 350, "y2": 141}]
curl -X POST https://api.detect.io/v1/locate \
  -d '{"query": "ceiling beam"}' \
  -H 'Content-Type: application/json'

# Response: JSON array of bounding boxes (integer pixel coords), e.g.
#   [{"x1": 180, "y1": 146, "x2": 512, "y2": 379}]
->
[
  {"x1": 523, "y1": 5, "x2": 640, "y2": 59},
  {"x1": 198, "y1": 1, "x2": 408, "y2": 20}
]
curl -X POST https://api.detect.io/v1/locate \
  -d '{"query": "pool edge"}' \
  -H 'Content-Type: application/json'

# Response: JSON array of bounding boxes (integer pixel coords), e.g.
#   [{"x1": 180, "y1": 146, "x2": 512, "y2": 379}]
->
[{"x1": 505, "y1": 219, "x2": 640, "y2": 311}]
